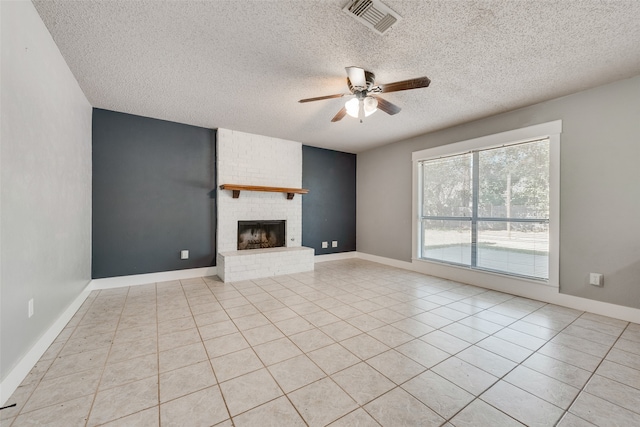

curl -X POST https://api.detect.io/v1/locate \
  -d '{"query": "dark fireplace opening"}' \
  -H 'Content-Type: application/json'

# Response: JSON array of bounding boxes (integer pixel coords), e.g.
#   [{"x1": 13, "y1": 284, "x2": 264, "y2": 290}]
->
[{"x1": 238, "y1": 220, "x2": 286, "y2": 250}]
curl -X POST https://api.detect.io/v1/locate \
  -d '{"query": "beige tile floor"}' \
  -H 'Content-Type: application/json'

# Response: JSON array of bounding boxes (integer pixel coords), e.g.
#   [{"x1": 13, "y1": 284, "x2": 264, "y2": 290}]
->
[{"x1": 2, "y1": 259, "x2": 640, "y2": 426}]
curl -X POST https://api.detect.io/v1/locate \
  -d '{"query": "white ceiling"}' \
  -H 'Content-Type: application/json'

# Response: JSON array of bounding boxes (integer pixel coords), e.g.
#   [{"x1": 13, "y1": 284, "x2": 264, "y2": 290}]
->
[{"x1": 33, "y1": 0, "x2": 640, "y2": 153}]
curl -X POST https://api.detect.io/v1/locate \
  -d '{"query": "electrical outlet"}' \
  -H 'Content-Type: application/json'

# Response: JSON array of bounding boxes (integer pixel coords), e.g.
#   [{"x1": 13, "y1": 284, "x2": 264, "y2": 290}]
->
[
  {"x1": 180, "y1": 250, "x2": 189, "y2": 260},
  {"x1": 321, "y1": 241, "x2": 328, "y2": 249},
  {"x1": 28, "y1": 299, "x2": 34, "y2": 318},
  {"x1": 589, "y1": 273, "x2": 604, "y2": 287},
  {"x1": 332, "y1": 241, "x2": 338, "y2": 248}
]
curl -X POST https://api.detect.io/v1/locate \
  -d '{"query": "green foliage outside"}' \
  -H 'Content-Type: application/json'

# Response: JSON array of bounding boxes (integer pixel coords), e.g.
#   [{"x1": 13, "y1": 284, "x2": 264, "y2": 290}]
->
[{"x1": 421, "y1": 139, "x2": 549, "y2": 230}]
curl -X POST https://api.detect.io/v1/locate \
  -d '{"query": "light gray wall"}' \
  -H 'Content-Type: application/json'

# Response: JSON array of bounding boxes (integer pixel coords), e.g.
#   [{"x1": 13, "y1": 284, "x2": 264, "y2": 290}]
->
[
  {"x1": 1, "y1": 1, "x2": 92, "y2": 381},
  {"x1": 357, "y1": 75, "x2": 640, "y2": 309}
]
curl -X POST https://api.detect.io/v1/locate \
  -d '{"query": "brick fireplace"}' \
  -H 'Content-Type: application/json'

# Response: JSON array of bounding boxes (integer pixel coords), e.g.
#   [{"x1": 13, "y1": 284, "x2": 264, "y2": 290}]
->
[{"x1": 216, "y1": 129, "x2": 314, "y2": 282}]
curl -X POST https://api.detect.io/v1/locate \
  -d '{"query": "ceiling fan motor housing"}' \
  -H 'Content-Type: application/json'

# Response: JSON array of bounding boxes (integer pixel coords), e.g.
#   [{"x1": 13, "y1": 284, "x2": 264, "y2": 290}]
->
[{"x1": 348, "y1": 70, "x2": 376, "y2": 93}]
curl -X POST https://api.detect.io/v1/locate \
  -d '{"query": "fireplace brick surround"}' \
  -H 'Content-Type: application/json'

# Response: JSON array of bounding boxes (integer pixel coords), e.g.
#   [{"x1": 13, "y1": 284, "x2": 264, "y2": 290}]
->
[{"x1": 216, "y1": 129, "x2": 314, "y2": 282}]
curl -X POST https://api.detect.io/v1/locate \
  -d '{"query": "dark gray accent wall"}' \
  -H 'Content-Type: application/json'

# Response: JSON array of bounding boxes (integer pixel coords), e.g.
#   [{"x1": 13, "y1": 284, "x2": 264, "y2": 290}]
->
[
  {"x1": 302, "y1": 146, "x2": 356, "y2": 254},
  {"x1": 92, "y1": 109, "x2": 215, "y2": 278}
]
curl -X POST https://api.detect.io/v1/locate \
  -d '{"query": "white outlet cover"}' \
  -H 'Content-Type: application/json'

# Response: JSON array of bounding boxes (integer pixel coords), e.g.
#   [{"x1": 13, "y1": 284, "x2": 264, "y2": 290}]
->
[
  {"x1": 321, "y1": 242, "x2": 328, "y2": 248},
  {"x1": 181, "y1": 250, "x2": 189, "y2": 259},
  {"x1": 589, "y1": 273, "x2": 604, "y2": 286},
  {"x1": 332, "y1": 241, "x2": 338, "y2": 247}
]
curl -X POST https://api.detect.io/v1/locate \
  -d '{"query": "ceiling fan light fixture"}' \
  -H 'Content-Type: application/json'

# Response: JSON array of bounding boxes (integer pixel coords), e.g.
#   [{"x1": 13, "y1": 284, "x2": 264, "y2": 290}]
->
[
  {"x1": 345, "y1": 96, "x2": 378, "y2": 119},
  {"x1": 364, "y1": 96, "x2": 378, "y2": 115},
  {"x1": 345, "y1": 98, "x2": 360, "y2": 118}
]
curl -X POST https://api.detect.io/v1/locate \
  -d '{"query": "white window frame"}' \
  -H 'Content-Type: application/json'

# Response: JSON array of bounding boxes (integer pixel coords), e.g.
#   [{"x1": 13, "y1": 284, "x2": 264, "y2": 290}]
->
[{"x1": 412, "y1": 120, "x2": 561, "y2": 288}]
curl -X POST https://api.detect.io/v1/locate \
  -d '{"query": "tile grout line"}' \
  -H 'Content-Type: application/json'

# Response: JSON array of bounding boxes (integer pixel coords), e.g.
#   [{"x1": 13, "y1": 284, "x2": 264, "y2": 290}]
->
[
  {"x1": 183, "y1": 277, "x2": 237, "y2": 425},
  {"x1": 232, "y1": 275, "x2": 322, "y2": 426},
  {"x1": 554, "y1": 321, "x2": 633, "y2": 426},
  {"x1": 91, "y1": 286, "x2": 159, "y2": 426},
  {"x1": 223, "y1": 274, "x2": 397, "y2": 425},
  {"x1": 391, "y1": 300, "x2": 537, "y2": 425},
  {"x1": 155, "y1": 282, "x2": 161, "y2": 427},
  {"x1": 301, "y1": 266, "x2": 637, "y2": 426},
  {"x1": 83, "y1": 288, "x2": 129, "y2": 427},
  {"x1": 393, "y1": 296, "x2": 591, "y2": 425},
  {"x1": 274, "y1": 275, "x2": 399, "y2": 426},
  {"x1": 259, "y1": 274, "x2": 489, "y2": 424},
  {"x1": 442, "y1": 302, "x2": 570, "y2": 425},
  {"x1": 471, "y1": 306, "x2": 629, "y2": 426},
  {"x1": 260, "y1": 276, "x2": 324, "y2": 426},
  {"x1": 5, "y1": 291, "x2": 100, "y2": 426},
  {"x1": 216, "y1": 274, "x2": 504, "y2": 425}
]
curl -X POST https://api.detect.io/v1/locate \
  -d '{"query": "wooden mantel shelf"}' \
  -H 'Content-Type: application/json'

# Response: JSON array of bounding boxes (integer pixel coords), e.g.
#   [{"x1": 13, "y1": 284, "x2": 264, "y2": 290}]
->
[{"x1": 220, "y1": 184, "x2": 309, "y2": 200}]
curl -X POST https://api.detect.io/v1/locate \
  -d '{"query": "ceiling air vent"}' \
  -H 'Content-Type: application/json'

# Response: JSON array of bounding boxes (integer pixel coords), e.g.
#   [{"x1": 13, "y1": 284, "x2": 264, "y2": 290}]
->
[{"x1": 343, "y1": 0, "x2": 402, "y2": 35}]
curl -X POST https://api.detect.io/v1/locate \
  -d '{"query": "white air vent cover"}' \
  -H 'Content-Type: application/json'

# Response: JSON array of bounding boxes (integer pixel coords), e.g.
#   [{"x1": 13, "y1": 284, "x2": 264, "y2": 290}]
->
[{"x1": 343, "y1": 0, "x2": 402, "y2": 35}]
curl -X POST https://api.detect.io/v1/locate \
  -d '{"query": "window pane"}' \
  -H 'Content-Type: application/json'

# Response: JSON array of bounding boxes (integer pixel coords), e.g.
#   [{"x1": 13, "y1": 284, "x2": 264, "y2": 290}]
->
[
  {"x1": 422, "y1": 154, "x2": 472, "y2": 217},
  {"x1": 478, "y1": 140, "x2": 549, "y2": 219},
  {"x1": 476, "y1": 221, "x2": 549, "y2": 279},
  {"x1": 421, "y1": 219, "x2": 471, "y2": 265}
]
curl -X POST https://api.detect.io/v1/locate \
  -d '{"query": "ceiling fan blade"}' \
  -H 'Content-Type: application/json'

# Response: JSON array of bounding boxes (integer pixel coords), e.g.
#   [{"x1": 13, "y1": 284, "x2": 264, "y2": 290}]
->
[
  {"x1": 299, "y1": 93, "x2": 345, "y2": 103},
  {"x1": 380, "y1": 76, "x2": 431, "y2": 93},
  {"x1": 345, "y1": 66, "x2": 366, "y2": 88},
  {"x1": 373, "y1": 96, "x2": 401, "y2": 115},
  {"x1": 331, "y1": 107, "x2": 348, "y2": 122}
]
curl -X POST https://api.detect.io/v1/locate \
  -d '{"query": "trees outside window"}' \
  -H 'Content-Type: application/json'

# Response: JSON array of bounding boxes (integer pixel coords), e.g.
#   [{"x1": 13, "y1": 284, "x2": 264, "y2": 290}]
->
[{"x1": 419, "y1": 138, "x2": 550, "y2": 280}]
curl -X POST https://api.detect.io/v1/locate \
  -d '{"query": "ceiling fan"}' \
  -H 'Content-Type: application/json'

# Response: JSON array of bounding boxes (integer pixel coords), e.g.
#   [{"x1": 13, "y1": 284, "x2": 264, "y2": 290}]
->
[{"x1": 299, "y1": 66, "x2": 430, "y2": 122}]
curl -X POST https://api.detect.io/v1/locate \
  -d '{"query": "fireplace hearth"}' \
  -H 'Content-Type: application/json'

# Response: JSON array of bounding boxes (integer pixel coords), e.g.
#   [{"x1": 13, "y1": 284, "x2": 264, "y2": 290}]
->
[{"x1": 237, "y1": 220, "x2": 286, "y2": 250}]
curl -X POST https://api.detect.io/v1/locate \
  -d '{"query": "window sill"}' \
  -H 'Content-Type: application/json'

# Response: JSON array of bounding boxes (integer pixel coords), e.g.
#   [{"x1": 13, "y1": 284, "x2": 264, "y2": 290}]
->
[{"x1": 411, "y1": 257, "x2": 558, "y2": 289}]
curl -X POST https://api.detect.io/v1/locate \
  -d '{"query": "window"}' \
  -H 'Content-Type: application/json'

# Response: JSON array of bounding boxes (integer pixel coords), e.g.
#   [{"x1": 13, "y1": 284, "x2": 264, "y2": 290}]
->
[{"x1": 412, "y1": 121, "x2": 560, "y2": 285}]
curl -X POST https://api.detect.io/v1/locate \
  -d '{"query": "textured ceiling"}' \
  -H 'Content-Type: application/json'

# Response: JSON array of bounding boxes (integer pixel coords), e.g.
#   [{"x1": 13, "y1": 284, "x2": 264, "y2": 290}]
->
[{"x1": 33, "y1": 0, "x2": 640, "y2": 153}]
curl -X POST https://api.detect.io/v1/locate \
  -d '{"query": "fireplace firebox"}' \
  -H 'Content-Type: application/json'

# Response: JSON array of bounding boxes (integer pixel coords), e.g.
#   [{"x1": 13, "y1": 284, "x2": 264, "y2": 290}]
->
[{"x1": 237, "y1": 220, "x2": 286, "y2": 250}]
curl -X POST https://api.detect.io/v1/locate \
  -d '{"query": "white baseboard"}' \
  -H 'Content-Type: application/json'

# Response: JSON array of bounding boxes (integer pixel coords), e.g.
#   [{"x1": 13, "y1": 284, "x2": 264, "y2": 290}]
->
[
  {"x1": 90, "y1": 266, "x2": 218, "y2": 290},
  {"x1": 356, "y1": 252, "x2": 414, "y2": 270},
  {"x1": 0, "y1": 281, "x2": 93, "y2": 405},
  {"x1": 314, "y1": 251, "x2": 357, "y2": 262},
  {"x1": 355, "y1": 251, "x2": 640, "y2": 324}
]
